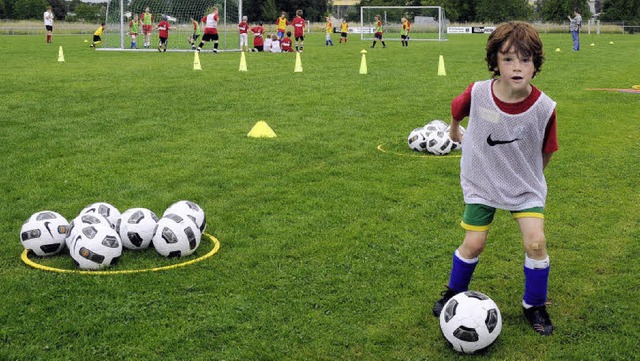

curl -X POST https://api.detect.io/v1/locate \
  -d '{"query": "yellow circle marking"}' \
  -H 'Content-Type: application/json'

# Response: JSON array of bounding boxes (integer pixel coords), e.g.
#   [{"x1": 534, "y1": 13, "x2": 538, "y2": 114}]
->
[
  {"x1": 21, "y1": 233, "x2": 220, "y2": 275},
  {"x1": 377, "y1": 142, "x2": 461, "y2": 159}
]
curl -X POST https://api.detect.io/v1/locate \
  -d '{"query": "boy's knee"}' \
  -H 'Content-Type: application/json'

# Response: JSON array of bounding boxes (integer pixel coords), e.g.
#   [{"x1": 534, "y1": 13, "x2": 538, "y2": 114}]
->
[{"x1": 524, "y1": 235, "x2": 547, "y2": 257}]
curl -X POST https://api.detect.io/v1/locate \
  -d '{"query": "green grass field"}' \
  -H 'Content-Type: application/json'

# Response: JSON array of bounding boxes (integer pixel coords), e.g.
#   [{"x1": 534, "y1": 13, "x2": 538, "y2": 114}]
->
[{"x1": 0, "y1": 31, "x2": 639, "y2": 360}]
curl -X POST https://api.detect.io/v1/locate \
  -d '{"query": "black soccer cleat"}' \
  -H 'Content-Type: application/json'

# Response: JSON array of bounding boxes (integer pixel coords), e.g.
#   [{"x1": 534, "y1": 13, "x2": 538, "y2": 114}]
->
[
  {"x1": 523, "y1": 305, "x2": 554, "y2": 335},
  {"x1": 433, "y1": 287, "x2": 458, "y2": 317}
]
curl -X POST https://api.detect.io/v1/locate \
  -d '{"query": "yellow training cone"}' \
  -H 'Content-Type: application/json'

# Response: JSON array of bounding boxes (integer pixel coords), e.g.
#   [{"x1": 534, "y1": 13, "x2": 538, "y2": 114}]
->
[
  {"x1": 247, "y1": 121, "x2": 277, "y2": 138},
  {"x1": 58, "y1": 46, "x2": 65, "y2": 62},
  {"x1": 555, "y1": 48, "x2": 561, "y2": 52},
  {"x1": 239, "y1": 51, "x2": 247, "y2": 72},
  {"x1": 359, "y1": 49, "x2": 368, "y2": 75},
  {"x1": 294, "y1": 52, "x2": 303, "y2": 73},
  {"x1": 437, "y1": 55, "x2": 446, "y2": 76},
  {"x1": 193, "y1": 51, "x2": 202, "y2": 70},
  {"x1": 609, "y1": 41, "x2": 614, "y2": 45},
  {"x1": 590, "y1": 43, "x2": 595, "y2": 46}
]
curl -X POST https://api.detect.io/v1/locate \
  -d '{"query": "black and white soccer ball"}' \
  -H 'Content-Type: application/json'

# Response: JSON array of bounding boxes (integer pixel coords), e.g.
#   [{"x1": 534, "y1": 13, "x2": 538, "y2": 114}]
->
[
  {"x1": 80, "y1": 202, "x2": 121, "y2": 228},
  {"x1": 69, "y1": 223, "x2": 123, "y2": 270},
  {"x1": 408, "y1": 127, "x2": 429, "y2": 152},
  {"x1": 116, "y1": 208, "x2": 159, "y2": 250},
  {"x1": 439, "y1": 291, "x2": 502, "y2": 354},
  {"x1": 65, "y1": 213, "x2": 112, "y2": 250},
  {"x1": 445, "y1": 125, "x2": 466, "y2": 151},
  {"x1": 424, "y1": 119, "x2": 448, "y2": 134},
  {"x1": 426, "y1": 130, "x2": 453, "y2": 156},
  {"x1": 20, "y1": 211, "x2": 68, "y2": 256},
  {"x1": 152, "y1": 213, "x2": 202, "y2": 258},
  {"x1": 163, "y1": 200, "x2": 206, "y2": 233}
]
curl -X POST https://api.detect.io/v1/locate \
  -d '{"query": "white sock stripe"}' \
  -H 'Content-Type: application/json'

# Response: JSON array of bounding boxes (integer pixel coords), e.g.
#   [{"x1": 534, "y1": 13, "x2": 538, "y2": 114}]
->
[
  {"x1": 455, "y1": 249, "x2": 479, "y2": 264},
  {"x1": 525, "y1": 254, "x2": 550, "y2": 269}
]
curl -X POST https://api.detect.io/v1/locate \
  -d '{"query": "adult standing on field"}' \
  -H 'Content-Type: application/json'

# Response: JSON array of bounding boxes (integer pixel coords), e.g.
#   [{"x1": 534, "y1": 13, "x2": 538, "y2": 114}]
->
[
  {"x1": 197, "y1": 7, "x2": 220, "y2": 53},
  {"x1": 568, "y1": 8, "x2": 582, "y2": 51},
  {"x1": 141, "y1": 6, "x2": 154, "y2": 48},
  {"x1": 44, "y1": 6, "x2": 54, "y2": 44}
]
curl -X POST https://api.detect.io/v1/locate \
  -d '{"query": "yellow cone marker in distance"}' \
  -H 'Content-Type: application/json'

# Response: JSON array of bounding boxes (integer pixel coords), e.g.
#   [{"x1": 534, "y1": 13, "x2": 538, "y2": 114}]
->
[
  {"x1": 294, "y1": 52, "x2": 303, "y2": 73},
  {"x1": 58, "y1": 46, "x2": 65, "y2": 62},
  {"x1": 239, "y1": 51, "x2": 248, "y2": 72},
  {"x1": 359, "y1": 49, "x2": 368, "y2": 75},
  {"x1": 555, "y1": 48, "x2": 561, "y2": 52},
  {"x1": 247, "y1": 121, "x2": 277, "y2": 138},
  {"x1": 193, "y1": 51, "x2": 202, "y2": 70},
  {"x1": 609, "y1": 41, "x2": 614, "y2": 45},
  {"x1": 437, "y1": 55, "x2": 446, "y2": 76}
]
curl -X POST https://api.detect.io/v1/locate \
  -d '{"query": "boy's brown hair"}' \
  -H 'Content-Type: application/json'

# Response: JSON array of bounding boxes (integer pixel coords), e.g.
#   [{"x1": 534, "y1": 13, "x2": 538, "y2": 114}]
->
[{"x1": 485, "y1": 21, "x2": 545, "y2": 78}]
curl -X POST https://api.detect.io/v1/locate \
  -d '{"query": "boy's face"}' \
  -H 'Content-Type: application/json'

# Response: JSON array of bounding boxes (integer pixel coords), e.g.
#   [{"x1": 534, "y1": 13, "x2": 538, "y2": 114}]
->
[{"x1": 496, "y1": 46, "x2": 535, "y2": 91}]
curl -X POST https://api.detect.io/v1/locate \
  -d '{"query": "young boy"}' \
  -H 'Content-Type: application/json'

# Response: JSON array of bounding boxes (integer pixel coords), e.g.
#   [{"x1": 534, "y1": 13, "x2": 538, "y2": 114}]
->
[
  {"x1": 325, "y1": 17, "x2": 334, "y2": 46},
  {"x1": 90, "y1": 23, "x2": 106, "y2": 48},
  {"x1": 129, "y1": 13, "x2": 140, "y2": 48},
  {"x1": 188, "y1": 16, "x2": 202, "y2": 50},
  {"x1": 270, "y1": 34, "x2": 281, "y2": 53},
  {"x1": 400, "y1": 17, "x2": 411, "y2": 47},
  {"x1": 291, "y1": 9, "x2": 305, "y2": 52},
  {"x1": 275, "y1": 12, "x2": 288, "y2": 40},
  {"x1": 371, "y1": 15, "x2": 385, "y2": 48},
  {"x1": 197, "y1": 7, "x2": 219, "y2": 53},
  {"x1": 432, "y1": 21, "x2": 558, "y2": 336},
  {"x1": 281, "y1": 31, "x2": 293, "y2": 52},
  {"x1": 155, "y1": 16, "x2": 171, "y2": 52},
  {"x1": 44, "y1": 6, "x2": 54, "y2": 43},
  {"x1": 140, "y1": 7, "x2": 153, "y2": 48},
  {"x1": 238, "y1": 16, "x2": 250, "y2": 52},
  {"x1": 339, "y1": 19, "x2": 349, "y2": 44},
  {"x1": 263, "y1": 34, "x2": 273, "y2": 52},
  {"x1": 250, "y1": 22, "x2": 265, "y2": 52}
]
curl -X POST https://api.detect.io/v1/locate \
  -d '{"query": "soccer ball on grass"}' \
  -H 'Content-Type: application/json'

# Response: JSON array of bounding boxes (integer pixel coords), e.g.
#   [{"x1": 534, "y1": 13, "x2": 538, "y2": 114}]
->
[
  {"x1": 163, "y1": 200, "x2": 206, "y2": 233},
  {"x1": 80, "y1": 202, "x2": 121, "y2": 228},
  {"x1": 426, "y1": 130, "x2": 453, "y2": 156},
  {"x1": 69, "y1": 223, "x2": 123, "y2": 270},
  {"x1": 439, "y1": 291, "x2": 502, "y2": 354},
  {"x1": 116, "y1": 208, "x2": 159, "y2": 250},
  {"x1": 20, "y1": 211, "x2": 68, "y2": 256},
  {"x1": 408, "y1": 128, "x2": 429, "y2": 152},
  {"x1": 152, "y1": 213, "x2": 202, "y2": 258}
]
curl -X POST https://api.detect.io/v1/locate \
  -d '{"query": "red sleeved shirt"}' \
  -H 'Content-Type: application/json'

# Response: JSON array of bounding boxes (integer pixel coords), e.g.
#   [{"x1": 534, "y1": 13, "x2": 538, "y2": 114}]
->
[{"x1": 452, "y1": 81, "x2": 558, "y2": 153}]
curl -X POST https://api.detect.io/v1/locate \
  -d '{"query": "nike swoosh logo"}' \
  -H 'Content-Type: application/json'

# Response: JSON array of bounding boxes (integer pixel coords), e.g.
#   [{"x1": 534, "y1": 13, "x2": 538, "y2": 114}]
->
[
  {"x1": 44, "y1": 221, "x2": 54, "y2": 237},
  {"x1": 487, "y1": 134, "x2": 520, "y2": 146}
]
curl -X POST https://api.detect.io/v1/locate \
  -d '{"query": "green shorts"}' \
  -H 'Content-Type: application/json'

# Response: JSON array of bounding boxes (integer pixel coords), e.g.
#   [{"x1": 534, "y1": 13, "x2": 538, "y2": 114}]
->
[{"x1": 461, "y1": 204, "x2": 544, "y2": 232}]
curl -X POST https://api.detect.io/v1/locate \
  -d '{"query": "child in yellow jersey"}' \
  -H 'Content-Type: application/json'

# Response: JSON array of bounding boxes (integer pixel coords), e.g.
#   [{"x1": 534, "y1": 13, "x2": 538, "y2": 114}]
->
[
  {"x1": 371, "y1": 15, "x2": 386, "y2": 48},
  {"x1": 90, "y1": 23, "x2": 106, "y2": 48},
  {"x1": 401, "y1": 17, "x2": 411, "y2": 47},
  {"x1": 325, "y1": 17, "x2": 334, "y2": 46},
  {"x1": 339, "y1": 19, "x2": 348, "y2": 43}
]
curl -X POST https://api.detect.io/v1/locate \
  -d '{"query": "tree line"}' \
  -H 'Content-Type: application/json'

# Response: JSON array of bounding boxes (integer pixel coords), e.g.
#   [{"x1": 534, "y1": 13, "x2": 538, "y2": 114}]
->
[{"x1": 1, "y1": 0, "x2": 638, "y2": 25}]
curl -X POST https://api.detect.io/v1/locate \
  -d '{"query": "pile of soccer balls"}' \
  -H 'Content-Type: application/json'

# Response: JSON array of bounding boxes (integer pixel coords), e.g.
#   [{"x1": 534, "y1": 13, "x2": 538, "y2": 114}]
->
[
  {"x1": 19, "y1": 200, "x2": 207, "y2": 270},
  {"x1": 407, "y1": 119, "x2": 465, "y2": 156}
]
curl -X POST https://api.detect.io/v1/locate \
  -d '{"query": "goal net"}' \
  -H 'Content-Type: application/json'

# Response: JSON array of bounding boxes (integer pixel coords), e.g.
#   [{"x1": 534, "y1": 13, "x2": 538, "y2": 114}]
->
[
  {"x1": 359, "y1": 6, "x2": 448, "y2": 42},
  {"x1": 101, "y1": 0, "x2": 241, "y2": 51}
]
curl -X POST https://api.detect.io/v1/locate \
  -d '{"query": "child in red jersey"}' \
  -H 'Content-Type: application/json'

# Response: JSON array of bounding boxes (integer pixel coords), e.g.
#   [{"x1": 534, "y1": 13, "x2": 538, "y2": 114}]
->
[
  {"x1": 197, "y1": 6, "x2": 219, "y2": 53},
  {"x1": 250, "y1": 22, "x2": 265, "y2": 52},
  {"x1": 281, "y1": 31, "x2": 293, "y2": 52},
  {"x1": 238, "y1": 15, "x2": 250, "y2": 52},
  {"x1": 155, "y1": 16, "x2": 172, "y2": 52},
  {"x1": 432, "y1": 21, "x2": 558, "y2": 337},
  {"x1": 291, "y1": 9, "x2": 305, "y2": 52}
]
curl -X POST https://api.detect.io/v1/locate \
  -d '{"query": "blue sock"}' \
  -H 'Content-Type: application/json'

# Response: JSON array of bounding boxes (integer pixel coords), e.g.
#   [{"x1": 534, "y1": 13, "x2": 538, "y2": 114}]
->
[
  {"x1": 523, "y1": 255, "x2": 550, "y2": 307},
  {"x1": 447, "y1": 249, "x2": 478, "y2": 292}
]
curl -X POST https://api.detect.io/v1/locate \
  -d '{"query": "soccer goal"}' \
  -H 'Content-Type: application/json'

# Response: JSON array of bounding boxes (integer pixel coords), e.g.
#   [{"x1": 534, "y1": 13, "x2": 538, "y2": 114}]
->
[
  {"x1": 359, "y1": 6, "x2": 448, "y2": 42},
  {"x1": 101, "y1": 0, "x2": 242, "y2": 51}
]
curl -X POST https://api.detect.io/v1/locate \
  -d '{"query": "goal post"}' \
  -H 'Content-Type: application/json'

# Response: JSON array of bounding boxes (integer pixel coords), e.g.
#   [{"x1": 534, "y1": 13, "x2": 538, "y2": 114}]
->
[
  {"x1": 359, "y1": 6, "x2": 448, "y2": 42},
  {"x1": 102, "y1": 0, "x2": 243, "y2": 51}
]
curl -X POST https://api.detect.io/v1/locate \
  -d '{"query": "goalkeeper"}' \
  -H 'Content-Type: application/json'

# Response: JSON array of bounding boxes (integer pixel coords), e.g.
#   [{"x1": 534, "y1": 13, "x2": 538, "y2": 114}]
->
[{"x1": 188, "y1": 16, "x2": 202, "y2": 50}]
